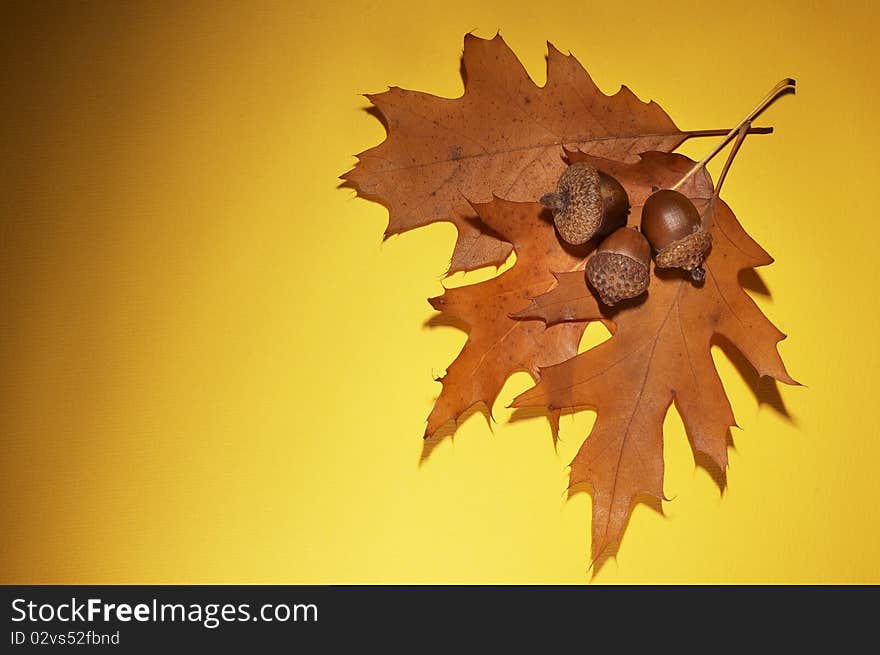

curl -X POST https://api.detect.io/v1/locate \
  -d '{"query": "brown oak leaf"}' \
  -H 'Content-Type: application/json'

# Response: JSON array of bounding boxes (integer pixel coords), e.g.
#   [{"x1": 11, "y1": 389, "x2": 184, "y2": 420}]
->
[
  {"x1": 343, "y1": 33, "x2": 761, "y2": 273},
  {"x1": 426, "y1": 197, "x2": 586, "y2": 437},
  {"x1": 511, "y1": 149, "x2": 798, "y2": 563}
]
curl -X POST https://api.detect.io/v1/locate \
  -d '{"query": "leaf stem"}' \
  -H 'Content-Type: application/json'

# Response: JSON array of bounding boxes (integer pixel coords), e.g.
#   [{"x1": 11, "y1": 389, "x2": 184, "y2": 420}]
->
[
  {"x1": 687, "y1": 120, "x2": 753, "y2": 285},
  {"x1": 682, "y1": 126, "x2": 772, "y2": 138},
  {"x1": 713, "y1": 120, "x2": 751, "y2": 200},
  {"x1": 670, "y1": 78, "x2": 795, "y2": 191}
]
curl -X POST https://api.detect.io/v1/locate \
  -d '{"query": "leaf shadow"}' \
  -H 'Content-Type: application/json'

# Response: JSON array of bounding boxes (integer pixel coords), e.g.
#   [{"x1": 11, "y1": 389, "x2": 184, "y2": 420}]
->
[
  {"x1": 459, "y1": 50, "x2": 468, "y2": 88},
  {"x1": 419, "y1": 311, "x2": 483, "y2": 467},
  {"x1": 336, "y1": 107, "x2": 391, "y2": 211},
  {"x1": 458, "y1": 213, "x2": 511, "y2": 248},
  {"x1": 364, "y1": 104, "x2": 390, "y2": 133},
  {"x1": 594, "y1": 493, "x2": 665, "y2": 579},
  {"x1": 739, "y1": 268, "x2": 771, "y2": 296},
  {"x1": 418, "y1": 403, "x2": 493, "y2": 468},
  {"x1": 423, "y1": 311, "x2": 469, "y2": 334},
  {"x1": 689, "y1": 430, "x2": 735, "y2": 494},
  {"x1": 566, "y1": 483, "x2": 666, "y2": 579},
  {"x1": 711, "y1": 334, "x2": 794, "y2": 423},
  {"x1": 337, "y1": 179, "x2": 391, "y2": 226},
  {"x1": 508, "y1": 406, "x2": 556, "y2": 446},
  {"x1": 509, "y1": 405, "x2": 581, "y2": 451}
]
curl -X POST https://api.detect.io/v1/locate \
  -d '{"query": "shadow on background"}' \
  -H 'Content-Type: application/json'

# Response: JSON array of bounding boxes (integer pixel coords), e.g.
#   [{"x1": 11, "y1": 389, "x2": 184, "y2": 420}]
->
[
  {"x1": 419, "y1": 403, "x2": 493, "y2": 468},
  {"x1": 690, "y1": 430, "x2": 736, "y2": 494},
  {"x1": 565, "y1": 482, "x2": 667, "y2": 578},
  {"x1": 712, "y1": 333, "x2": 794, "y2": 423}
]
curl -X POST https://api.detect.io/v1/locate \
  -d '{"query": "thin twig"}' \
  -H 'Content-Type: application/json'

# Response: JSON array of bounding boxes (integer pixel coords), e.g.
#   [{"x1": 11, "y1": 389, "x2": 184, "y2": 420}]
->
[
  {"x1": 713, "y1": 120, "x2": 751, "y2": 200},
  {"x1": 671, "y1": 79, "x2": 795, "y2": 191}
]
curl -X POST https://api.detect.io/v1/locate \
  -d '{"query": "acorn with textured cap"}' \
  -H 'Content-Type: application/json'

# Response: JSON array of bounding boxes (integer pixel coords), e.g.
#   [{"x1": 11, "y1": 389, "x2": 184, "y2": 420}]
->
[
  {"x1": 585, "y1": 226, "x2": 651, "y2": 306},
  {"x1": 635, "y1": 80, "x2": 798, "y2": 284},
  {"x1": 641, "y1": 189, "x2": 712, "y2": 283},
  {"x1": 541, "y1": 163, "x2": 630, "y2": 245}
]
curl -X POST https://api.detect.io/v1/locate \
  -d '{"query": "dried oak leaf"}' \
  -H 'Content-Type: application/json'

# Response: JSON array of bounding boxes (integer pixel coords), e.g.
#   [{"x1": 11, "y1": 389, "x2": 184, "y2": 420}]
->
[
  {"x1": 426, "y1": 197, "x2": 586, "y2": 438},
  {"x1": 343, "y1": 33, "x2": 729, "y2": 274},
  {"x1": 511, "y1": 149, "x2": 798, "y2": 562}
]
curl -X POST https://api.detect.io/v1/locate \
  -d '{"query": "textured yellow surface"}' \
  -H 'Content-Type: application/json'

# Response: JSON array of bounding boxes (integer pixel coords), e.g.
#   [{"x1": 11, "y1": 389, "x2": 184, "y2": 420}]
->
[{"x1": 2, "y1": 0, "x2": 878, "y2": 583}]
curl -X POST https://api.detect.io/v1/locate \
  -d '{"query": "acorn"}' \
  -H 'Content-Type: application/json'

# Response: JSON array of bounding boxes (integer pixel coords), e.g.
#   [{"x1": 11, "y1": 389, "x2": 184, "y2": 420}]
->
[
  {"x1": 641, "y1": 189, "x2": 712, "y2": 283},
  {"x1": 540, "y1": 163, "x2": 630, "y2": 245},
  {"x1": 585, "y1": 227, "x2": 651, "y2": 306}
]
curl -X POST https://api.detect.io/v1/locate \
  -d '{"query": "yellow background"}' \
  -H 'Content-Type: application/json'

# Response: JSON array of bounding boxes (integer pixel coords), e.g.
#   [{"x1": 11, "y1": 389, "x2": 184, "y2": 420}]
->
[{"x1": 2, "y1": 0, "x2": 878, "y2": 583}]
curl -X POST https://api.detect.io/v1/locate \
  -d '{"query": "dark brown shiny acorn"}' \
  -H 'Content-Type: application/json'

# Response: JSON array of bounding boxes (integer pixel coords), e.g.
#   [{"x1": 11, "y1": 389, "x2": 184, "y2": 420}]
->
[
  {"x1": 641, "y1": 189, "x2": 712, "y2": 283},
  {"x1": 540, "y1": 163, "x2": 630, "y2": 245},
  {"x1": 585, "y1": 226, "x2": 651, "y2": 306}
]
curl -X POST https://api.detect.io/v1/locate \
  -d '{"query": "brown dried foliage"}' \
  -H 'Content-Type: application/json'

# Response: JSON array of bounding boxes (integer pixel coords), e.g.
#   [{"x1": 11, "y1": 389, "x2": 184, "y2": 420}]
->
[
  {"x1": 345, "y1": 34, "x2": 796, "y2": 566},
  {"x1": 343, "y1": 33, "x2": 691, "y2": 273},
  {"x1": 512, "y1": 151, "x2": 797, "y2": 561},
  {"x1": 426, "y1": 198, "x2": 586, "y2": 438}
]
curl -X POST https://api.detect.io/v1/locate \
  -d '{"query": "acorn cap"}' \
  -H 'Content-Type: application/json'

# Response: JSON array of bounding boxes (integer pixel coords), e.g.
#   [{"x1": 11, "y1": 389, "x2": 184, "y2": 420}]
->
[
  {"x1": 542, "y1": 163, "x2": 630, "y2": 245},
  {"x1": 641, "y1": 189, "x2": 702, "y2": 251},
  {"x1": 655, "y1": 228, "x2": 713, "y2": 271},
  {"x1": 585, "y1": 227, "x2": 651, "y2": 306}
]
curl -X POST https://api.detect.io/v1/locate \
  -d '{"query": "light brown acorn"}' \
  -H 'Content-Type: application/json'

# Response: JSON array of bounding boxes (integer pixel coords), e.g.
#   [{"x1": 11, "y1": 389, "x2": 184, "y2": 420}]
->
[
  {"x1": 540, "y1": 163, "x2": 630, "y2": 245},
  {"x1": 585, "y1": 226, "x2": 651, "y2": 306},
  {"x1": 641, "y1": 189, "x2": 712, "y2": 283}
]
